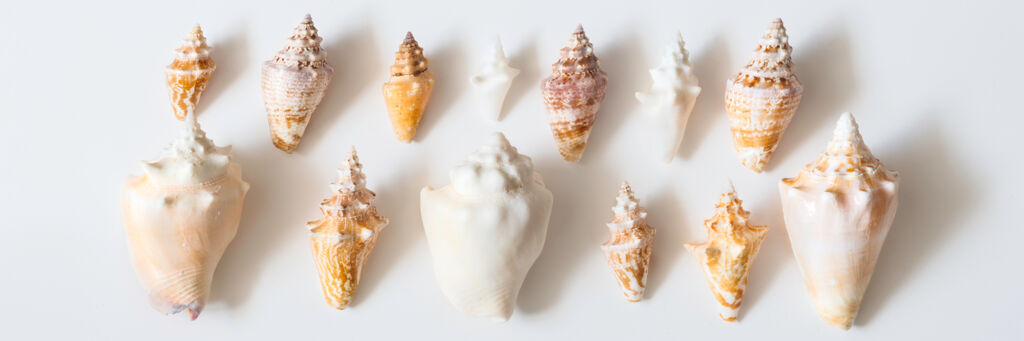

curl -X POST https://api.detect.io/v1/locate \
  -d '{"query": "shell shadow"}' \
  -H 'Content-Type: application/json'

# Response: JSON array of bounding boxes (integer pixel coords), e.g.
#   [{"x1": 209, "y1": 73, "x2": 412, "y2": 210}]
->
[
  {"x1": 739, "y1": 185, "x2": 795, "y2": 320},
  {"x1": 298, "y1": 21, "x2": 380, "y2": 153},
  {"x1": 414, "y1": 33, "x2": 467, "y2": 143},
  {"x1": 517, "y1": 157, "x2": 618, "y2": 314},
  {"x1": 348, "y1": 153, "x2": 429, "y2": 307},
  {"x1": 208, "y1": 144, "x2": 320, "y2": 309},
  {"x1": 642, "y1": 188, "x2": 687, "y2": 299},
  {"x1": 854, "y1": 118, "x2": 974, "y2": 326},
  {"x1": 199, "y1": 24, "x2": 249, "y2": 115},
  {"x1": 584, "y1": 28, "x2": 648, "y2": 161},
  {"x1": 677, "y1": 33, "x2": 731, "y2": 160},
  {"x1": 768, "y1": 21, "x2": 855, "y2": 171},
  {"x1": 504, "y1": 32, "x2": 541, "y2": 121}
]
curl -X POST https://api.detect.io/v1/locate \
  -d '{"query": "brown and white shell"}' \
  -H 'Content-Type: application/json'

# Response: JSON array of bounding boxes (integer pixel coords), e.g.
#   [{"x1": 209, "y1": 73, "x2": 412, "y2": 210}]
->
[
  {"x1": 307, "y1": 147, "x2": 389, "y2": 309},
  {"x1": 685, "y1": 182, "x2": 768, "y2": 322},
  {"x1": 261, "y1": 14, "x2": 334, "y2": 153},
  {"x1": 541, "y1": 25, "x2": 608, "y2": 162},
  {"x1": 600, "y1": 182, "x2": 654, "y2": 302},
  {"x1": 382, "y1": 32, "x2": 434, "y2": 143},
  {"x1": 165, "y1": 24, "x2": 215, "y2": 121},
  {"x1": 725, "y1": 18, "x2": 803, "y2": 173}
]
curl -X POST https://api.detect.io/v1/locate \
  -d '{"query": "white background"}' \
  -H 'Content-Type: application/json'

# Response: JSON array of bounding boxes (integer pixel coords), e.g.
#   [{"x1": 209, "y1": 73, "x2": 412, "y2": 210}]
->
[{"x1": 1, "y1": 0, "x2": 1020, "y2": 339}]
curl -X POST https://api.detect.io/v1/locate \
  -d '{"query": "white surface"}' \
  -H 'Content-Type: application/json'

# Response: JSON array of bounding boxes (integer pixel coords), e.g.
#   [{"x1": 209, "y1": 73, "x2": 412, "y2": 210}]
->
[{"x1": 0, "y1": 0, "x2": 1021, "y2": 339}]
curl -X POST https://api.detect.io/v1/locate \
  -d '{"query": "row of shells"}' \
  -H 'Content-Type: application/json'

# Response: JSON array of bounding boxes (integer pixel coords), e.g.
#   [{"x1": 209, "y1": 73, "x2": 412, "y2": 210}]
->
[
  {"x1": 166, "y1": 15, "x2": 797, "y2": 171},
  {"x1": 134, "y1": 15, "x2": 900, "y2": 331}
]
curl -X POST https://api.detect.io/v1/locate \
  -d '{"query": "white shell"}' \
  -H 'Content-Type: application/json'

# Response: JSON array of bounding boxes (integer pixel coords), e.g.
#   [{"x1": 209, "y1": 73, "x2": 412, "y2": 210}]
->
[
  {"x1": 470, "y1": 38, "x2": 520, "y2": 121},
  {"x1": 419, "y1": 133, "x2": 554, "y2": 321},
  {"x1": 779, "y1": 113, "x2": 899, "y2": 330},
  {"x1": 635, "y1": 32, "x2": 701, "y2": 162}
]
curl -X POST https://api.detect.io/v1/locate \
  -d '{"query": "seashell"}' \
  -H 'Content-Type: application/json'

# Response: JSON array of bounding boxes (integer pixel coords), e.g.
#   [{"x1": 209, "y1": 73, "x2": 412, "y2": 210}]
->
[
  {"x1": 779, "y1": 113, "x2": 899, "y2": 330},
  {"x1": 307, "y1": 147, "x2": 389, "y2": 310},
  {"x1": 541, "y1": 25, "x2": 608, "y2": 162},
  {"x1": 725, "y1": 18, "x2": 803, "y2": 173},
  {"x1": 165, "y1": 24, "x2": 215, "y2": 121},
  {"x1": 470, "y1": 37, "x2": 520, "y2": 121},
  {"x1": 685, "y1": 182, "x2": 768, "y2": 322},
  {"x1": 261, "y1": 14, "x2": 334, "y2": 153},
  {"x1": 600, "y1": 181, "x2": 655, "y2": 302},
  {"x1": 635, "y1": 32, "x2": 701, "y2": 163},
  {"x1": 383, "y1": 32, "x2": 434, "y2": 143},
  {"x1": 121, "y1": 114, "x2": 249, "y2": 320},
  {"x1": 420, "y1": 132, "x2": 554, "y2": 321}
]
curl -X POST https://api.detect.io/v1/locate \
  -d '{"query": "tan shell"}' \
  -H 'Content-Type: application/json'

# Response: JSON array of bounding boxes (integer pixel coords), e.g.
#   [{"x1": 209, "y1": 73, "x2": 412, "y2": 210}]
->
[
  {"x1": 685, "y1": 183, "x2": 768, "y2": 321},
  {"x1": 261, "y1": 14, "x2": 334, "y2": 152},
  {"x1": 165, "y1": 24, "x2": 215, "y2": 121},
  {"x1": 383, "y1": 32, "x2": 434, "y2": 143},
  {"x1": 541, "y1": 25, "x2": 608, "y2": 162},
  {"x1": 600, "y1": 182, "x2": 654, "y2": 302},
  {"x1": 779, "y1": 113, "x2": 899, "y2": 329},
  {"x1": 122, "y1": 117, "x2": 249, "y2": 320},
  {"x1": 307, "y1": 148, "x2": 389, "y2": 309},
  {"x1": 725, "y1": 18, "x2": 803, "y2": 172}
]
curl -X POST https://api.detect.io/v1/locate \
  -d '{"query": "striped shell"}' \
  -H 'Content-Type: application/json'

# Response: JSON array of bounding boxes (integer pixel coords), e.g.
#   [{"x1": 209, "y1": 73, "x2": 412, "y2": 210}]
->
[
  {"x1": 165, "y1": 24, "x2": 215, "y2": 121},
  {"x1": 307, "y1": 148, "x2": 388, "y2": 309},
  {"x1": 725, "y1": 18, "x2": 803, "y2": 172},
  {"x1": 541, "y1": 25, "x2": 608, "y2": 162},
  {"x1": 600, "y1": 182, "x2": 655, "y2": 302},
  {"x1": 261, "y1": 14, "x2": 334, "y2": 153}
]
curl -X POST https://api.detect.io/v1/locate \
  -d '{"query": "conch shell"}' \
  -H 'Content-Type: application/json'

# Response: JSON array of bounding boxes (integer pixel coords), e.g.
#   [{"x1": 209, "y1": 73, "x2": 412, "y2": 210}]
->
[
  {"x1": 685, "y1": 182, "x2": 768, "y2": 322},
  {"x1": 261, "y1": 14, "x2": 334, "y2": 153},
  {"x1": 420, "y1": 132, "x2": 554, "y2": 321},
  {"x1": 165, "y1": 24, "x2": 215, "y2": 121},
  {"x1": 383, "y1": 32, "x2": 434, "y2": 143},
  {"x1": 470, "y1": 38, "x2": 520, "y2": 121},
  {"x1": 541, "y1": 25, "x2": 608, "y2": 162},
  {"x1": 635, "y1": 32, "x2": 701, "y2": 163},
  {"x1": 779, "y1": 113, "x2": 899, "y2": 330},
  {"x1": 307, "y1": 147, "x2": 389, "y2": 310},
  {"x1": 600, "y1": 182, "x2": 654, "y2": 302},
  {"x1": 725, "y1": 18, "x2": 803, "y2": 172},
  {"x1": 121, "y1": 114, "x2": 249, "y2": 320}
]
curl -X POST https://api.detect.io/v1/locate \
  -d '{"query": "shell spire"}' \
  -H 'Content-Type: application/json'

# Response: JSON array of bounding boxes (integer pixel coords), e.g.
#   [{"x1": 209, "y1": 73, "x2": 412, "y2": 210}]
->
[
  {"x1": 165, "y1": 24, "x2": 215, "y2": 121},
  {"x1": 601, "y1": 181, "x2": 655, "y2": 302},
  {"x1": 779, "y1": 113, "x2": 899, "y2": 329},
  {"x1": 685, "y1": 182, "x2": 768, "y2": 322},
  {"x1": 261, "y1": 14, "x2": 334, "y2": 153},
  {"x1": 635, "y1": 32, "x2": 701, "y2": 162},
  {"x1": 541, "y1": 24, "x2": 608, "y2": 162},
  {"x1": 725, "y1": 18, "x2": 803, "y2": 172},
  {"x1": 383, "y1": 32, "x2": 435, "y2": 143},
  {"x1": 307, "y1": 147, "x2": 389, "y2": 310}
]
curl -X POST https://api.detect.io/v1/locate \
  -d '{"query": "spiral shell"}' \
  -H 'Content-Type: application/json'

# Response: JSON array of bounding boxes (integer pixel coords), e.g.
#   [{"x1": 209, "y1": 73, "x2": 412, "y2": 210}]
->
[
  {"x1": 541, "y1": 25, "x2": 608, "y2": 162},
  {"x1": 779, "y1": 113, "x2": 899, "y2": 329},
  {"x1": 600, "y1": 182, "x2": 654, "y2": 302},
  {"x1": 382, "y1": 32, "x2": 434, "y2": 143},
  {"x1": 307, "y1": 148, "x2": 389, "y2": 309},
  {"x1": 261, "y1": 14, "x2": 334, "y2": 153},
  {"x1": 685, "y1": 182, "x2": 768, "y2": 322},
  {"x1": 165, "y1": 24, "x2": 215, "y2": 121},
  {"x1": 725, "y1": 18, "x2": 803, "y2": 172}
]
